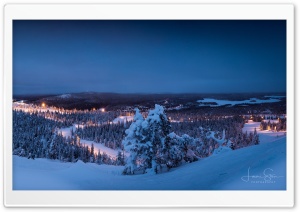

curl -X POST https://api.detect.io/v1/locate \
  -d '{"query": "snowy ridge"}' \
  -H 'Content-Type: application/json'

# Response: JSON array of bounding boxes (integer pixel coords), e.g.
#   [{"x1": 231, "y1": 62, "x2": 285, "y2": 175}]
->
[{"x1": 57, "y1": 94, "x2": 71, "y2": 99}]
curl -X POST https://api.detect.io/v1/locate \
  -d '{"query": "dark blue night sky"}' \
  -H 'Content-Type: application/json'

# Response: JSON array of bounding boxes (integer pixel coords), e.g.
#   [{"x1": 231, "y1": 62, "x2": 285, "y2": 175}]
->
[{"x1": 13, "y1": 20, "x2": 286, "y2": 95}]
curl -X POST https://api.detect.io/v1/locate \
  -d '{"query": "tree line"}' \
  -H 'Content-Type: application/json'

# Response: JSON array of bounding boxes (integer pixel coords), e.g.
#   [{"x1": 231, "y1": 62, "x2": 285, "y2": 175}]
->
[{"x1": 13, "y1": 110, "x2": 123, "y2": 165}]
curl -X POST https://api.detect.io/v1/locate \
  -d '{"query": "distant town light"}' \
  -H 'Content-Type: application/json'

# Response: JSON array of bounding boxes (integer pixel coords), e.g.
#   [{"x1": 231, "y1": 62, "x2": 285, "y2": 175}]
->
[
  {"x1": 42, "y1": 103, "x2": 46, "y2": 107},
  {"x1": 101, "y1": 108, "x2": 105, "y2": 112}
]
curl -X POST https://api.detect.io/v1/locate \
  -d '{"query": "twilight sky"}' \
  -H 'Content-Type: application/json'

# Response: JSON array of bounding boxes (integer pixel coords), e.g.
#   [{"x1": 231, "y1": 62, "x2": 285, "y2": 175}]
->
[{"x1": 13, "y1": 20, "x2": 286, "y2": 95}]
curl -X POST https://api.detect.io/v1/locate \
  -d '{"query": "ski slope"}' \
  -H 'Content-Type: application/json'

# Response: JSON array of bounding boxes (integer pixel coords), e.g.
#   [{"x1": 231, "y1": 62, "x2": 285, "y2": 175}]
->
[
  {"x1": 58, "y1": 125, "x2": 121, "y2": 158},
  {"x1": 243, "y1": 120, "x2": 286, "y2": 143},
  {"x1": 13, "y1": 134, "x2": 286, "y2": 190},
  {"x1": 112, "y1": 116, "x2": 134, "y2": 124}
]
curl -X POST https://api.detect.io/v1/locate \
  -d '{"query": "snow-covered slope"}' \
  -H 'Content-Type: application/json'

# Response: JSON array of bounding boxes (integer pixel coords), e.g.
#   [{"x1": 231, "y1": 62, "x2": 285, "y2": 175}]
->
[
  {"x1": 58, "y1": 125, "x2": 121, "y2": 158},
  {"x1": 242, "y1": 120, "x2": 286, "y2": 143},
  {"x1": 57, "y1": 94, "x2": 71, "y2": 99},
  {"x1": 80, "y1": 139, "x2": 123, "y2": 158},
  {"x1": 13, "y1": 135, "x2": 286, "y2": 190},
  {"x1": 112, "y1": 116, "x2": 134, "y2": 124}
]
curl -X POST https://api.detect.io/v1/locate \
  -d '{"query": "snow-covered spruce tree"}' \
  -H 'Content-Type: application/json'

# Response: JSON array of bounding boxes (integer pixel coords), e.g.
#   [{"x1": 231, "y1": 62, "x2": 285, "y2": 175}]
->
[
  {"x1": 122, "y1": 108, "x2": 146, "y2": 175},
  {"x1": 252, "y1": 128, "x2": 259, "y2": 145},
  {"x1": 162, "y1": 133, "x2": 182, "y2": 169},
  {"x1": 116, "y1": 150, "x2": 125, "y2": 166},
  {"x1": 179, "y1": 134, "x2": 198, "y2": 162},
  {"x1": 206, "y1": 129, "x2": 232, "y2": 155},
  {"x1": 122, "y1": 105, "x2": 172, "y2": 174},
  {"x1": 48, "y1": 135, "x2": 59, "y2": 159},
  {"x1": 166, "y1": 132, "x2": 198, "y2": 166},
  {"x1": 143, "y1": 104, "x2": 171, "y2": 174}
]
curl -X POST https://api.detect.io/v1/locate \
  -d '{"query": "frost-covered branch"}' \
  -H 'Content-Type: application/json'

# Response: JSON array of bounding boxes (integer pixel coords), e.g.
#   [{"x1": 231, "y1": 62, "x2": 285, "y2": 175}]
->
[{"x1": 206, "y1": 129, "x2": 226, "y2": 144}]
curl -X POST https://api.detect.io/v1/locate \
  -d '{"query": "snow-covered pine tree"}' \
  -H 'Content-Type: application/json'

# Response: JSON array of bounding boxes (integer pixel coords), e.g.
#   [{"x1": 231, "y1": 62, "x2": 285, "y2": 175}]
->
[
  {"x1": 96, "y1": 150, "x2": 102, "y2": 164},
  {"x1": 143, "y1": 104, "x2": 171, "y2": 174},
  {"x1": 122, "y1": 108, "x2": 146, "y2": 175},
  {"x1": 90, "y1": 143, "x2": 95, "y2": 163},
  {"x1": 48, "y1": 135, "x2": 58, "y2": 159},
  {"x1": 116, "y1": 150, "x2": 125, "y2": 166},
  {"x1": 180, "y1": 134, "x2": 198, "y2": 162},
  {"x1": 163, "y1": 132, "x2": 182, "y2": 169},
  {"x1": 253, "y1": 128, "x2": 260, "y2": 145}
]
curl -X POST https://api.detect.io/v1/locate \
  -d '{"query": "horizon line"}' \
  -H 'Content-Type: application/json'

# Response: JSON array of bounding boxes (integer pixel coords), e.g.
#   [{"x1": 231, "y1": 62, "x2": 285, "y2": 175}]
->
[{"x1": 13, "y1": 91, "x2": 287, "y2": 97}]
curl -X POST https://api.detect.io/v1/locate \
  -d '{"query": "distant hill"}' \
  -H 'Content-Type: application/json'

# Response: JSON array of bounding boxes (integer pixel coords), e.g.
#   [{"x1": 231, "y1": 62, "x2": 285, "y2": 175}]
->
[{"x1": 13, "y1": 92, "x2": 286, "y2": 111}]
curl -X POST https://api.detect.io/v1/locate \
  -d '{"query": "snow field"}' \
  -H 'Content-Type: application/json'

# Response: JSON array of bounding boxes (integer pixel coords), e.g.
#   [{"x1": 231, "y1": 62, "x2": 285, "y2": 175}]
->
[{"x1": 242, "y1": 120, "x2": 286, "y2": 143}]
